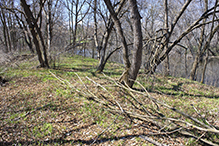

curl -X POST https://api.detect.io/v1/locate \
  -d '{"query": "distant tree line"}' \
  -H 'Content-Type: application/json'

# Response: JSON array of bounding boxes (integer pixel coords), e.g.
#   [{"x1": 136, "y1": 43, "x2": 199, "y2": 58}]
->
[{"x1": 0, "y1": 0, "x2": 219, "y2": 87}]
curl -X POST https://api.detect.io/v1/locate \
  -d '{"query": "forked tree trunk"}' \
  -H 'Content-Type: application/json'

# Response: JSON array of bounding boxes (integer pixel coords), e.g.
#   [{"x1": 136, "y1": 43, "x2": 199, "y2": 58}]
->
[
  {"x1": 96, "y1": 0, "x2": 126, "y2": 73},
  {"x1": 106, "y1": 1, "x2": 130, "y2": 62},
  {"x1": 104, "y1": 0, "x2": 142, "y2": 87},
  {"x1": 20, "y1": 0, "x2": 49, "y2": 68},
  {"x1": 96, "y1": 25, "x2": 113, "y2": 72}
]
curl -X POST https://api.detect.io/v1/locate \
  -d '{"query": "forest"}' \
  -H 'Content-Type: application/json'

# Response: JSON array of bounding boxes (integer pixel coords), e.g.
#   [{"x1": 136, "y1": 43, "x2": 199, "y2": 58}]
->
[{"x1": 0, "y1": 0, "x2": 219, "y2": 145}]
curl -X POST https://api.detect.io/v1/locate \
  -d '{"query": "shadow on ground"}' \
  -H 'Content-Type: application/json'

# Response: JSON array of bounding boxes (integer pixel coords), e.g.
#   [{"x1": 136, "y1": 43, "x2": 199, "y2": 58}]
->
[{"x1": 0, "y1": 133, "x2": 166, "y2": 145}]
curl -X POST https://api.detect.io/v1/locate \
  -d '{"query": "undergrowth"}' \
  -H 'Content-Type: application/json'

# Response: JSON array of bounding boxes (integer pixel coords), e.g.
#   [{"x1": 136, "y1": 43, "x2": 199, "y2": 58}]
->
[{"x1": 0, "y1": 55, "x2": 218, "y2": 145}]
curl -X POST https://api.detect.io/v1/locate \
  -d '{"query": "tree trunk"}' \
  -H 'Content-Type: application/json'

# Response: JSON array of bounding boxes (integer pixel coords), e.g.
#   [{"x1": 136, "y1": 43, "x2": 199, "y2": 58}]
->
[
  {"x1": 24, "y1": 32, "x2": 34, "y2": 54},
  {"x1": 189, "y1": 0, "x2": 219, "y2": 81},
  {"x1": 46, "y1": 0, "x2": 52, "y2": 57},
  {"x1": 164, "y1": 55, "x2": 170, "y2": 76},
  {"x1": 184, "y1": 49, "x2": 188, "y2": 77},
  {"x1": 20, "y1": 0, "x2": 48, "y2": 68},
  {"x1": 201, "y1": 51, "x2": 208, "y2": 83},
  {"x1": 96, "y1": 47, "x2": 106, "y2": 72},
  {"x1": 92, "y1": 39, "x2": 95, "y2": 58},
  {"x1": 0, "y1": 9, "x2": 11, "y2": 53},
  {"x1": 104, "y1": 0, "x2": 131, "y2": 70},
  {"x1": 29, "y1": 24, "x2": 46, "y2": 67},
  {"x1": 190, "y1": 55, "x2": 199, "y2": 80},
  {"x1": 189, "y1": 1, "x2": 207, "y2": 80},
  {"x1": 93, "y1": 0, "x2": 99, "y2": 59},
  {"x1": 127, "y1": 0, "x2": 143, "y2": 87},
  {"x1": 73, "y1": 0, "x2": 79, "y2": 48},
  {"x1": 104, "y1": 0, "x2": 142, "y2": 87},
  {"x1": 97, "y1": 46, "x2": 121, "y2": 73},
  {"x1": 96, "y1": 0, "x2": 126, "y2": 73},
  {"x1": 96, "y1": 23, "x2": 113, "y2": 72},
  {"x1": 36, "y1": 25, "x2": 49, "y2": 67},
  {"x1": 164, "y1": 0, "x2": 170, "y2": 76}
]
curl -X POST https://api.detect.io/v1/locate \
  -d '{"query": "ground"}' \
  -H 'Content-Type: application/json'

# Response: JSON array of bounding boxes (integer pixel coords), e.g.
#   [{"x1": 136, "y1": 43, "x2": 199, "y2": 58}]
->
[{"x1": 0, "y1": 55, "x2": 219, "y2": 146}]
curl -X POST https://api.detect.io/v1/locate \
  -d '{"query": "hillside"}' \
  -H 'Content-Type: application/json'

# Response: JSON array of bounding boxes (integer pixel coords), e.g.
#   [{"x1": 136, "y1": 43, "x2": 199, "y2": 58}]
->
[{"x1": 0, "y1": 55, "x2": 219, "y2": 146}]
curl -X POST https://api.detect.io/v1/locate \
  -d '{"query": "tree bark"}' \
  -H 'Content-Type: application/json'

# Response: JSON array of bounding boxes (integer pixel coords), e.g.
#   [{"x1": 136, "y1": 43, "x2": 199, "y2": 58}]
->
[
  {"x1": 190, "y1": 0, "x2": 219, "y2": 81},
  {"x1": 15, "y1": 13, "x2": 34, "y2": 53},
  {"x1": 144, "y1": 0, "x2": 193, "y2": 74},
  {"x1": 93, "y1": 0, "x2": 99, "y2": 59},
  {"x1": 96, "y1": 0, "x2": 126, "y2": 73},
  {"x1": 189, "y1": 1, "x2": 207, "y2": 80},
  {"x1": 201, "y1": 50, "x2": 208, "y2": 83},
  {"x1": 104, "y1": 0, "x2": 131, "y2": 72},
  {"x1": 20, "y1": 0, "x2": 49, "y2": 68},
  {"x1": 164, "y1": 0, "x2": 170, "y2": 76},
  {"x1": 190, "y1": 55, "x2": 199, "y2": 80},
  {"x1": 127, "y1": 0, "x2": 143, "y2": 87},
  {"x1": 73, "y1": 0, "x2": 79, "y2": 47},
  {"x1": 46, "y1": 0, "x2": 52, "y2": 56},
  {"x1": 104, "y1": 0, "x2": 143, "y2": 87},
  {"x1": 96, "y1": 23, "x2": 113, "y2": 72},
  {"x1": 0, "y1": 8, "x2": 11, "y2": 53}
]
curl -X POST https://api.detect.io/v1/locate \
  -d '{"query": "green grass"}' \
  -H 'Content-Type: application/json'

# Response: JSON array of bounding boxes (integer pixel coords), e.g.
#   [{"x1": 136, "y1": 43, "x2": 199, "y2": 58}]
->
[{"x1": 0, "y1": 54, "x2": 219, "y2": 145}]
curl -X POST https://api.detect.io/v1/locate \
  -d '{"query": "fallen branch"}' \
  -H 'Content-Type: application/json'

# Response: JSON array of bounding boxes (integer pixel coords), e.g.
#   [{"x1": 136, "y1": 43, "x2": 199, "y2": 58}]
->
[
  {"x1": 103, "y1": 73, "x2": 218, "y2": 131},
  {"x1": 139, "y1": 135, "x2": 168, "y2": 146},
  {"x1": 50, "y1": 72, "x2": 219, "y2": 146}
]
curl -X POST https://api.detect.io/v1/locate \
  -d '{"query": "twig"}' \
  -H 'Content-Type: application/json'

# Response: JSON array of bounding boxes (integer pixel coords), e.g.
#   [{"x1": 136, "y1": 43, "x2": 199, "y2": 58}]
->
[
  {"x1": 181, "y1": 131, "x2": 219, "y2": 146},
  {"x1": 191, "y1": 104, "x2": 215, "y2": 129},
  {"x1": 49, "y1": 71, "x2": 82, "y2": 93},
  {"x1": 52, "y1": 72, "x2": 219, "y2": 145},
  {"x1": 147, "y1": 127, "x2": 183, "y2": 135},
  {"x1": 196, "y1": 132, "x2": 206, "y2": 142},
  {"x1": 75, "y1": 73, "x2": 107, "y2": 105},
  {"x1": 49, "y1": 71, "x2": 67, "y2": 85},
  {"x1": 2, "y1": 103, "x2": 51, "y2": 127},
  {"x1": 102, "y1": 73, "x2": 216, "y2": 131},
  {"x1": 86, "y1": 76, "x2": 124, "y2": 113},
  {"x1": 139, "y1": 135, "x2": 168, "y2": 146},
  {"x1": 0, "y1": 68, "x2": 8, "y2": 75},
  {"x1": 90, "y1": 114, "x2": 120, "y2": 146}
]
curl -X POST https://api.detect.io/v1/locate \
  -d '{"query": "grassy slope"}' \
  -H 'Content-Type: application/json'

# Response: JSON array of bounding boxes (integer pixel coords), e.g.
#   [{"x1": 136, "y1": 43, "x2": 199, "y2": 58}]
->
[{"x1": 0, "y1": 55, "x2": 218, "y2": 146}]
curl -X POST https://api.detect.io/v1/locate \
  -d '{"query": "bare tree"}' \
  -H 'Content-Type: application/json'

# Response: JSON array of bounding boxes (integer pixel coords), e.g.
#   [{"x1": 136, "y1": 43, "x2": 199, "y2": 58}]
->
[
  {"x1": 95, "y1": 0, "x2": 126, "y2": 72},
  {"x1": 127, "y1": 0, "x2": 143, "y2": 87},
  {"x1": 104, "y1": 0, "x2": 142, "y2": 87},
  {"x1": 42, "y1": 0, "x2": 64, "y2": 67},
  {"x1": 0, "y1": 0, "x2": 12, "y2": 53},
  {"x1": 45, "y1": 0, "x2": 52, "y2": 55},
  {"x1": 15, "y1": 12, "x2": 35, "y2": 53},
  {"x1": 20, "y1": 0, "x2": 49, "y2": 67},
  {"x1": 163, "y1": 0, "x2": 170, "y2": 76},
  {"x1": 64, "y1": 0, "x2": 90, "y2": 49},
  {"x1": 144, "y1": 0, "x2": 219, "y2": 77},
  {"x1": 190, "y1": 0, "x2": 219, "y2": 81}
]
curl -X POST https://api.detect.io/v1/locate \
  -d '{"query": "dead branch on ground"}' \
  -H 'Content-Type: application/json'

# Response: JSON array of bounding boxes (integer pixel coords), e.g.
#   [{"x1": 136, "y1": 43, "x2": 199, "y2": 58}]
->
[{"x1": 50, "y1": 72, "x2": 219, "y2": 146}]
